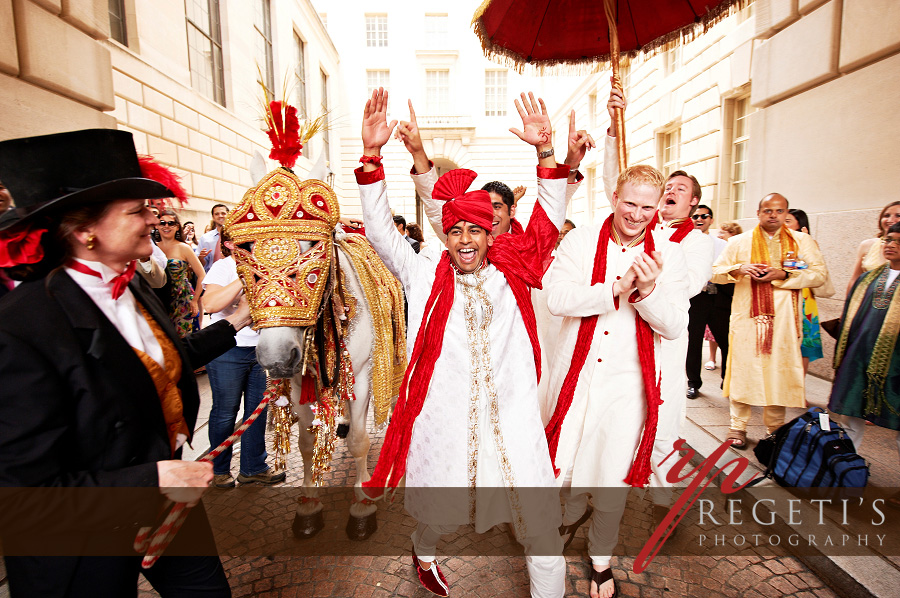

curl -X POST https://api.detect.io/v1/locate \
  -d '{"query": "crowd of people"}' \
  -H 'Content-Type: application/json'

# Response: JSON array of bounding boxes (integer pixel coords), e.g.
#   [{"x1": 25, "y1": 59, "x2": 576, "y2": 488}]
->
[{"x1": 0, "y1": 85, "x2": 898, "y2": 598}]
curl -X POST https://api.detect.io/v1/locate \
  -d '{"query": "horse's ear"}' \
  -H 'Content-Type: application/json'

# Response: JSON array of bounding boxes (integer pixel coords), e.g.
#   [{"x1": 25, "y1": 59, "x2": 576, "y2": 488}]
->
[
  {"x1": 249, "y1": 150, "x2": 267, "y2": 185},
  {"x1": 307, "y1": 151, "x2": 329, "y2": 182}
]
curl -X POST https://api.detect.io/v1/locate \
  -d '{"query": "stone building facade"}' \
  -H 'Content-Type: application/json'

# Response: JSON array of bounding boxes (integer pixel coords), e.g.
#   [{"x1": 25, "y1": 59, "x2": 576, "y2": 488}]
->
[
  {"x1": 551, "y1": 0, "x2": 900, "y2": 379},
  {"x1": 314, "y1": 0, "x2": 582, "y2": 232},
  {"x1": 1, "y1": 0, "x2": 342, "y2": 225}
]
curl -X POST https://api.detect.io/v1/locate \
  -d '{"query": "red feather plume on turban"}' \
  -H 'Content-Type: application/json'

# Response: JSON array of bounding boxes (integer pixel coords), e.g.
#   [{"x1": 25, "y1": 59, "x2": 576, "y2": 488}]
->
[
  {"x1": 433, "y1": 169, "x2": 493, "y2": 234},
  {"x1": 138, "y1": 155, "x2": 188, "y2": 208}
]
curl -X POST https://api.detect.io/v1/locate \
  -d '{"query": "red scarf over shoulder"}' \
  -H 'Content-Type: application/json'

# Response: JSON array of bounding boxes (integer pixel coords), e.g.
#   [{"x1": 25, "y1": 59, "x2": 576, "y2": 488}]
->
[{"x1": 362, "y1": 166, "x2": 564, "y2": 493}]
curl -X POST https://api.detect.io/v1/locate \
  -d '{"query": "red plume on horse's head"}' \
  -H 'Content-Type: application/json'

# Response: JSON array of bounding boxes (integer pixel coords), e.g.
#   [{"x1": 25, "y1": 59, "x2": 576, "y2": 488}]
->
[
  {"x1": 264, "y1": 101, "x2": 303, "y2": 170},
  {"x1": 433, "y1": 169, "x2": 478, "y2": 202},
  {"x1": 138, "y1": 155, "x2": 188, "y2": 208}
]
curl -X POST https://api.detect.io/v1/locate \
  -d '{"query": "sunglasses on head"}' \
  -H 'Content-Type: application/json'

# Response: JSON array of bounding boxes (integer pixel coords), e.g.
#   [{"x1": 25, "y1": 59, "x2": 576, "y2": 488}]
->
[
  {"x1": 691, "y1": 214, "x2": 711, "y2": 220},
  {"x1": 158, "y1": 221, "x2": 178, "y2": 227}
]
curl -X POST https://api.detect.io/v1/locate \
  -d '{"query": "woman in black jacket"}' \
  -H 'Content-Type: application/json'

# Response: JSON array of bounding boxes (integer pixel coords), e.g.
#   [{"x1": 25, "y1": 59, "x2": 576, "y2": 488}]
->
[{"x1": 0, "y1": 129, "x2": 249, "y2": 597}]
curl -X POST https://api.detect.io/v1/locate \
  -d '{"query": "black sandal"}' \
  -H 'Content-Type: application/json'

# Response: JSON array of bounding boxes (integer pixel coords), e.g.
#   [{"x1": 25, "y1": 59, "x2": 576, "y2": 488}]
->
[
  {"x1": 559, "y1": 505, "x2": 593, "y2": 550},
  {"x1": 590, "y1": 567, "x2": 617, "y2": 598}
]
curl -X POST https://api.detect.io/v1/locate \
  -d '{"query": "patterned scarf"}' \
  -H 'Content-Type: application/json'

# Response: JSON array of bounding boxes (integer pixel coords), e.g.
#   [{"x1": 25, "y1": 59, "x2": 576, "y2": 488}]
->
[
  {"x1": 834, "y1": 264, "x2": 900, "y2": 416},
  {"x1": 749, "y1": 225, "x2": 798, "y2": 354},
  {"x1": 543, "y1": 212, "x2": 662, "y2": 488}
]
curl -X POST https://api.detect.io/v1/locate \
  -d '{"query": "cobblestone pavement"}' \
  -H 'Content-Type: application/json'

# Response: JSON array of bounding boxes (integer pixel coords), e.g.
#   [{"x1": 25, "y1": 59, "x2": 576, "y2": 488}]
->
[{"x1": 136, "y1": 403, "x2": 840, "y2": 598}]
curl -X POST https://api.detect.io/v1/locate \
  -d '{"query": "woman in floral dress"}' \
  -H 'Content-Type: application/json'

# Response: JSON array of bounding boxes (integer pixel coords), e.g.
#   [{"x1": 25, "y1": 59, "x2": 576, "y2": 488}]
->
[{"x1": 155, "y1": 210, "x2": 206, "y2": 337}]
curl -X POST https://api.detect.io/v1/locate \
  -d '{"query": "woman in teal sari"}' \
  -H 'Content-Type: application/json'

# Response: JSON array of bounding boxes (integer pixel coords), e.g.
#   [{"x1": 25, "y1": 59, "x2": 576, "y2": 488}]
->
[{"x1": 829, "y1": 222, "x2": 900, "y2": 504}]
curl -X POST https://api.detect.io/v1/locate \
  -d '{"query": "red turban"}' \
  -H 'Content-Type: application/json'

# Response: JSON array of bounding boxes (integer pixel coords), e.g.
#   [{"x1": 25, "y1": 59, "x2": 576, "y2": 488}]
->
[{"x1": 433, "y1": 169, "x2": 494, "y2": 234}]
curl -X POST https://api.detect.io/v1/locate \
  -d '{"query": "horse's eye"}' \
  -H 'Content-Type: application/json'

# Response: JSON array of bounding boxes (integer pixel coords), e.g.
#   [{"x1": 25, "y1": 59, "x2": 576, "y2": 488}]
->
[{"x1": 238, "y1": 242, "x2": 254, "y2": 252}]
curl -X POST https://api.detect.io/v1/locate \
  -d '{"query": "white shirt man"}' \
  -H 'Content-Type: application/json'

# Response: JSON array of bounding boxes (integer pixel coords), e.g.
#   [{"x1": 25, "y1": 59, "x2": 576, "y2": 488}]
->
[
  {"x1": 195, "y1": 204, "x2": 229, "y2": 272},
  {"x1": 544, "y1": 164, "x2": 689, "y2": 597},
  {"x1": 600, "y1": 92, "x2": 713, "y2": 523}
]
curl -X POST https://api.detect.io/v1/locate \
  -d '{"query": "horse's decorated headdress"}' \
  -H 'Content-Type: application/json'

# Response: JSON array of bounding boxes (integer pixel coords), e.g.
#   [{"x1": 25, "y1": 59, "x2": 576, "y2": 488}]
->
[{"x1": 225, "y1": 97, "x2": 336, "y2": 329}]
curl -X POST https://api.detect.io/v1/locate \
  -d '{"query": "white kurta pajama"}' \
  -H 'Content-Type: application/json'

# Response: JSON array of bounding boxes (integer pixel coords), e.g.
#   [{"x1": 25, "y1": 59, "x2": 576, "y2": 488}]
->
[
  {"x1": 410, "y1": 166, "x2": 586, "y2": 427},
  {"x1": 358, "y1": 165, "x2": 568, "y2": 598},
  {"x1": 598, "y1": 136, "x2": 716, "y2": 496},
  {"x1": 544, "y1": 223, "x2": 690, "y2": 565}
]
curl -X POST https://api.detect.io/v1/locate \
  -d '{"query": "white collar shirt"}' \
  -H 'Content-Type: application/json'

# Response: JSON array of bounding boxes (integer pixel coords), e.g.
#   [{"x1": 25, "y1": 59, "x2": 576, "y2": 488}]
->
[{"x1": 65, "y1": 258, "x2": 164, "y2": 368}]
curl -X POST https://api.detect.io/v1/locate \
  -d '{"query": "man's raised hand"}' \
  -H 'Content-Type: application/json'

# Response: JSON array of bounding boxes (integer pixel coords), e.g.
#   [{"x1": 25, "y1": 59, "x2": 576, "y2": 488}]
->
[
  {"x1": 512, "y1": 185, "x2": 526, "y2": 204},
  {"x1": 394, "y1": 100, "x2": 430, "y2": 174},
  {"x1": 607, "y1": 83, "x2": 627, "y2": 137},
  {"x1": 395, "y1": 100, "x2": 424, "y2": 155},
  {"x1": 509, "y1": 92, "x2": 552, "y2": 149},
  {"x1": 361, "y1": 87, "x2": 397, "y2": 155},
  {"x1": 565, "y1": 109, "x2": 595, "y2": 169}
]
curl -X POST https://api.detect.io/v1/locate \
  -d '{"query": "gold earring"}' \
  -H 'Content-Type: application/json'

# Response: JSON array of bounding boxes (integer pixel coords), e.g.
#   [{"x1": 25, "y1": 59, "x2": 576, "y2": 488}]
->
[{"x1": 85, "y1": 235, "x2": 96, "y2": 250}]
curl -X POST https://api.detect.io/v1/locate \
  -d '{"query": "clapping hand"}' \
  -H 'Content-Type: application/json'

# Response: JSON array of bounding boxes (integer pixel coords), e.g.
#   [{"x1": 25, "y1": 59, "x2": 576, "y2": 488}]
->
[{"x1": 631, "y1": 251, "x2": 664, "y2": 297}]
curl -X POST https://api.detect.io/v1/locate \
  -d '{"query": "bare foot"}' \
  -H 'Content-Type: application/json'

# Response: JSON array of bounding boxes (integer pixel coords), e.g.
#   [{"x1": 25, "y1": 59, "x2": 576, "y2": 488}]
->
[{"x1": 590, "y1": 565, "x2": 615, "y2": 598}]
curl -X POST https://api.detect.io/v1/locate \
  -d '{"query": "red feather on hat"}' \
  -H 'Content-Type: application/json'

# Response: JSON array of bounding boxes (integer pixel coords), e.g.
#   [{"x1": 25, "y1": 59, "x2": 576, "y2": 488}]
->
[
  {"x1": 138, "y1": 155, "x2": 188, "y2": 207},
  {"x1": 265, "y1": 101, "x2": 302, "y2": 169},
  {"x1": 433, "y1": 168, "x2": 477, "y2": 201}
]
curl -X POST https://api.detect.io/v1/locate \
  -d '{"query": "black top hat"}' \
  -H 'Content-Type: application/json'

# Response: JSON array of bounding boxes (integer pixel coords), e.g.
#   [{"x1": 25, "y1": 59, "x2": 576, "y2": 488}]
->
[{"x1": 0, "y1": 129, "x2": 174, "y2": 231}]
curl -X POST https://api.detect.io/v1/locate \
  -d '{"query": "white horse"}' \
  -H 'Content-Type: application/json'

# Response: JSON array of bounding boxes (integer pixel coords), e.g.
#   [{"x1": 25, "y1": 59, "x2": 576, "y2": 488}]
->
[{"x1": 255, "y1": 235, "x2": 381, "y2": 541}]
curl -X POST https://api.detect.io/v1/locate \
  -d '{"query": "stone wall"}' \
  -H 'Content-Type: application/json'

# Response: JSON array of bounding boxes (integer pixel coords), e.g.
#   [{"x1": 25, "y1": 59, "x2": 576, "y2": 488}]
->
[{"x1": 1, "y1": 0, "x2": 117, "y2": 142}]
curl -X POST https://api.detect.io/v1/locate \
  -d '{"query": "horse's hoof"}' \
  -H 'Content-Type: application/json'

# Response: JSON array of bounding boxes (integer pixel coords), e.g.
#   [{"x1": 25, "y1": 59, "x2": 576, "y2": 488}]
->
[
  {"x1": 345, "y1": 512, "x2": 377, "y2": 541},
  {"x1": 292, "y1": 511, "x2": 324, "y2": 539},
  {"x1": 336, "y1": 423, "x2": 349, "y2": 438}
]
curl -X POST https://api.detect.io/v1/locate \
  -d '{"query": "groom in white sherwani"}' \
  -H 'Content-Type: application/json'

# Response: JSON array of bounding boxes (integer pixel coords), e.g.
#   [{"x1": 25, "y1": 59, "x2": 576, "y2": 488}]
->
[{"x1": 358, "y1": 88, "x2": 570, "y2": 598}]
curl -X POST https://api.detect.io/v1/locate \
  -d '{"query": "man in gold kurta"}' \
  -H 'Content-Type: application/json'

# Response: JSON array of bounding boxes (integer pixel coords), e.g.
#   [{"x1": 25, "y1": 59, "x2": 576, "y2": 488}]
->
[{"x1": 711, "y1": 194, "x2": 826, "y2": 448}]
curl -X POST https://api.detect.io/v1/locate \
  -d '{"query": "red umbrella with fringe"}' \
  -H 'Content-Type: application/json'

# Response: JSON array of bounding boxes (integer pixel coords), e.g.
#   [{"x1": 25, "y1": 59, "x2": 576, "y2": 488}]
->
[{"x1": 473, "y1": 0, "x2": 746, "y2": 170}]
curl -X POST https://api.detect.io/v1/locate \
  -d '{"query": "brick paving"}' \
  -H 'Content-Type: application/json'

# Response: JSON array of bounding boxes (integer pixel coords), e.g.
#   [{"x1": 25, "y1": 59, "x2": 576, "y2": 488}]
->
[{"x1": 134, "y1": 398, "x2": 841, "y2": 597}]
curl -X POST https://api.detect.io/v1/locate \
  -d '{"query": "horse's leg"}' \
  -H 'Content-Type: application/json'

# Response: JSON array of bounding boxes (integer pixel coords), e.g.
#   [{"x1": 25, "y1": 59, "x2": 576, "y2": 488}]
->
[
  {"x1": 292, "y1": 388, "x2": 324, "y2": 538},
  {"x1": 345, "y1": 372, "x2": 377, "y2": 540}
]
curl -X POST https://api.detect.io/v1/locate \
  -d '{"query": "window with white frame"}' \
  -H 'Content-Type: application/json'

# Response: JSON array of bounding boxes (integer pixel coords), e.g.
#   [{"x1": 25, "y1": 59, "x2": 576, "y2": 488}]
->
[
  {"x1": 366, "y1": 14, "x2": 388, "y2": 47},
  {"x1": 663, "y1": 45, "x2": 681, "y2": 76},
  {"x1": 253, "y1": 0, "x2": 274, "y2": 91},
  {"x1": 425, "y1": 70, "x2": 450, "y2": 115},
  {"x1": 424, "y1": 14, "x2": 448, "y2": 48},
  {"x1": 484, "y1": 71, "x2": 507, "y2": 117},
  {"x1": 294, "y1": 33, "x2": 307, "y2": 117},
  {"x1": 186, "y1": 0, "x2": 225, "y2": 105},
  {"x1": 366, "y1": 70, "x2": 390, "y2": 97},
  {"x1": 730, "y1": 95, "x2": 755, "y2": 219},
  {"x1": 659, "y1": 127, "x2": 681, "y2": 177}
]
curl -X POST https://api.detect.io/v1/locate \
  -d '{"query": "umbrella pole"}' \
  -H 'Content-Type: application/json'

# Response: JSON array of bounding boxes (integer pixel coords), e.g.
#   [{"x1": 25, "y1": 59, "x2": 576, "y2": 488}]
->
[{"x1": 604, "y1": 0, "x2": 627, "y2": 171}]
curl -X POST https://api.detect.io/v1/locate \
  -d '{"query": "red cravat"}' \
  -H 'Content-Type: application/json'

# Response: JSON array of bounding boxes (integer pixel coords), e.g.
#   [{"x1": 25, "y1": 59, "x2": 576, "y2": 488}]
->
[{"x1": 68, "y1": 260, "x2": 137, "y2": 300}]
